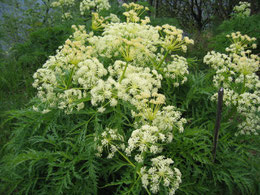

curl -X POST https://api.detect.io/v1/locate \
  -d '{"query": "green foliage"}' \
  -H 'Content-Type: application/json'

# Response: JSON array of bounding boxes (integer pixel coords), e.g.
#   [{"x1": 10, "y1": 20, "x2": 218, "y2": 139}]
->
[
  {"x1": 1, "y1": 100, "x2": 259, "y2": 194},
  {"x1": 0, "y1": 98, "x2": 146, "y2": 194},
  {"x1": 161, "y1": 69, "x2": 216, "y2": 125},
  {"x1": 168, "y1": 124, "x2": 260, "y2": 195},
  {"x1": 0, "y1": 25, "x2": 73, "y2": 151},
  {"x1": 0, "y1": 25, "x2": 72, "y2": 108},
  {"x1": 0, "y1": 107, "x2": 101, "y2": 194},
  {"x1": 185, "y1": 33, "x2": 212, "y2": 67},
  {"x1": 13, "y1": 25, "x2": 72, "y2": 70}
]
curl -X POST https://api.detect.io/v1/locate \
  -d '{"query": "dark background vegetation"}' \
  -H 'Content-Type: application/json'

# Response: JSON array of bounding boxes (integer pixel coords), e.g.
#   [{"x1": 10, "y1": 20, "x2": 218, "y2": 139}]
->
[{"x1": 0, "y1": 0, "x2": 260, "y2": 194}]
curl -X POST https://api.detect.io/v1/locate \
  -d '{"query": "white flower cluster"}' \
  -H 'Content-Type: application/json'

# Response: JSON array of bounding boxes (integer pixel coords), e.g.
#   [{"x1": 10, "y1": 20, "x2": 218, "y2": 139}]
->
[
  {"x1": 152, "y1": 106, "x2": 186, "y2": 133},
  {"x1": 90, "y1": 61, "x2": 162, "y2": 108},
  {"x1": 141, "y1": 156, "x2": 182, "y2": 194},
  {"x1": 80, "y1": 0, "x2": 111, "y2": 15},
  {"x1": 96, "y1": 128, "x2": 125, "y2": 159},
  {"x1": 204, "y1": 32, "x2": 259, "y2": 135},
  {"x1": 125, "y1": 125, "x2": 168, "y2": 157},
  {"x1": 125, "y1": 105, "x2": 186, "y2": 158},
  {"x1": 163, "y1": 55, "x2": 189, "y2": 86},
  {"x1": 126, "y1": 103, "x2": 186, "y2": 165},
  {"x1": 32, "y1": 25, "x2": 106, "y2": 113},
  {"x1": 51, "y1": 0, "x2": 111, "y2": 21},
  {"x1": 122, "y1": 2, "x2": 149, "y2": 23},
  {"x1": 88, "y1": 22, "x2": 192, "y2": 87},
  {"x1": 232, "y1": 1, "x2": 251, "y2": 18},
  {"x1": 105, "y1": 13, "x2": 120, "y2": 23},
  {"x1": 88, "y1": 22, "x2": 160, "y2": 64},
  {"x1": 132, "y1": 93, "x2": 186, "y2": 133}
]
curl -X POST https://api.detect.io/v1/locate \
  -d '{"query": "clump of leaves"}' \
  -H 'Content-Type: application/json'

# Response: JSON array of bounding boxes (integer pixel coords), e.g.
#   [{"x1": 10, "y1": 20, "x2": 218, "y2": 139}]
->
[{"x1": 0, "y1": 105, "x2": 101, "y2": 194}]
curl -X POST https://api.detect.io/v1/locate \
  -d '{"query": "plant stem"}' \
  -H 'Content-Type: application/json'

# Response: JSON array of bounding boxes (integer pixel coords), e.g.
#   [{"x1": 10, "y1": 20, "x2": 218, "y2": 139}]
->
[
  {"x1": 119, "y1": 62, "x2": 129, "y2": 84},
  {"x1": 241, "y1": 74, "x2": 246, "y2": 93},
  {"x1": 157, "y1": 50, "x2": 169, "y2": 68},
  {"x1": 116, "y1": 148, "x2": 136, "y2": 168},
  {"x1": 144, "y1": 186, "x2": 151, "y2": 195}
]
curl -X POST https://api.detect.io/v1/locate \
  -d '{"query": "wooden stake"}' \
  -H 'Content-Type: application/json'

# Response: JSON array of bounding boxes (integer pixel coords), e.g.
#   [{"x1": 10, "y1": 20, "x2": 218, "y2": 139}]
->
[{"x1": 212, "y1": 87, "x2": 224, "y2": 163}]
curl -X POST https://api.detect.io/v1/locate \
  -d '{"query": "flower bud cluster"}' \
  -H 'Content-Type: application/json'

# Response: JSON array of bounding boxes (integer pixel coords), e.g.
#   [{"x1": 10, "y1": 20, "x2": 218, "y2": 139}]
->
[
  {"x1": 204, "y1": 32, "x2": 259, "y2": 135},
  {"x1": 91, "y1": 12, "x2": 106, "y2": 31},
  {"x1": 91, "y1": 13, "x2": 121, "y2": 31},
  {"x1": 164, "y1": 55, "x2": 189, "y2": 86},
  {"x1": 62, "y1": 12, "x2": 73, "y2": 20}
]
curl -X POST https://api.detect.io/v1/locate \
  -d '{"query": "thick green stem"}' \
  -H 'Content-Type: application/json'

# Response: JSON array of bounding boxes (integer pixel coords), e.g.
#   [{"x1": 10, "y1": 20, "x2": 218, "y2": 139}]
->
[
  {"x1": 119, "y1": 62, "x2": 129, "y2": 84},
  {"x1": 157, "y1": 50, "x2": 169, "y2": 68}
]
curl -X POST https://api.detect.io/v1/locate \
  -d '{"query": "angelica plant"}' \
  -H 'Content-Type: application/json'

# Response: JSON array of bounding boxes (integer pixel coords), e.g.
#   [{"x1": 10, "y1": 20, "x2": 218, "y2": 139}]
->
[
  {"x1": 5, "y1": 2, "x2": 195, "y2": 194},
  {"x1": 204, "y1": 32, "x2": 259, "y2": 135}
]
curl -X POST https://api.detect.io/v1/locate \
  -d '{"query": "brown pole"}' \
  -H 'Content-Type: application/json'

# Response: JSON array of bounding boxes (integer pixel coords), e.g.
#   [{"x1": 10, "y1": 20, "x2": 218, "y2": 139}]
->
[{"x1": 212, "y1": 87, "x2": 224, "y2": 163}]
